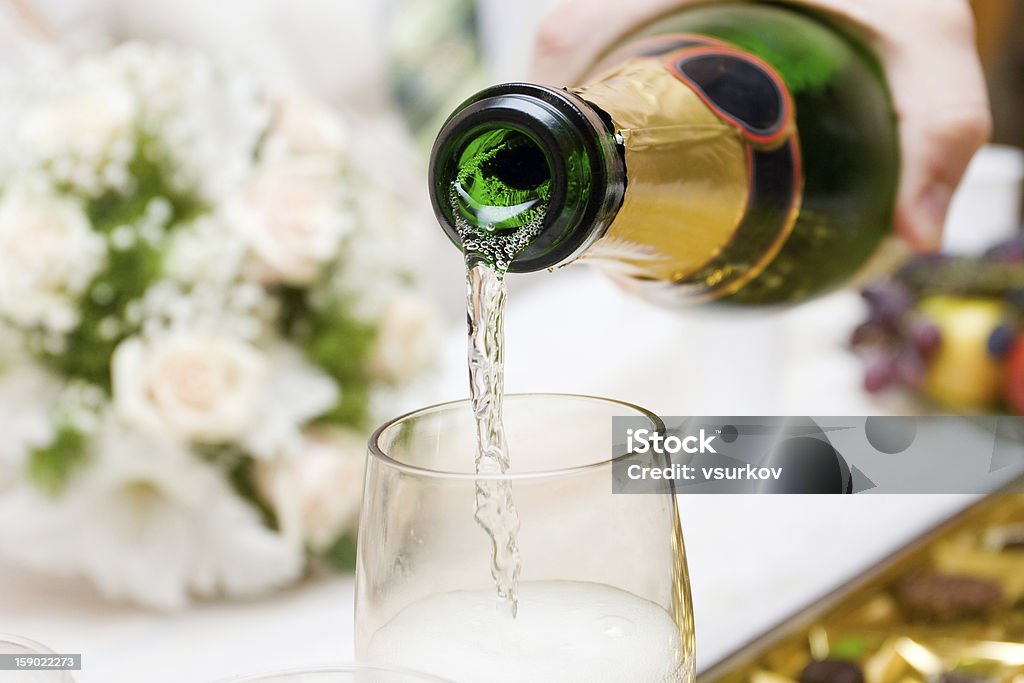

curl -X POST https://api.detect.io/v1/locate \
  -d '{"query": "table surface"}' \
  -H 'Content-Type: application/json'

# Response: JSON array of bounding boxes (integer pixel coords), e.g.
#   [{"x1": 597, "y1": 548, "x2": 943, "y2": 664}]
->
[
  {"x1": 0, "y1": 495, "x2": 977, "y2": 682},
  {"x1": 0, "y1": 272, "x2": 986, "y2": 682}
]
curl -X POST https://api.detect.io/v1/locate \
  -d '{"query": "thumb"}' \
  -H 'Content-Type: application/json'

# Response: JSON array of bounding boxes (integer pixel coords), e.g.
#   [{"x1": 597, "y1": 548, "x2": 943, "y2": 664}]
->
[
  {"x1": 884, "y1": 25, "x2": 992, "y2": 250},
  {"x1": 530, "y1": 0, "x2": 693, "y2": 85},
  {"x1": 788, "y1": 0, "x2": 992, "y2": 250}
]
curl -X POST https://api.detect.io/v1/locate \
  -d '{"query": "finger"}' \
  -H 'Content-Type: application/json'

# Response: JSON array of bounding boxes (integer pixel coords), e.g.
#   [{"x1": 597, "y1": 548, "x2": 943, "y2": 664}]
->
[
  {"x1": 880, "y1": 14, "x2": 991, "y2": 249},
  {"x1": 533, "y1": 0, "x2": 991, "y2": 251},
  {"x1": 785, "y1": 0, "x2": 991, "y2": 249},
  {"x1": 530, "y1": 0, "x2": 692, "y2": 85}
]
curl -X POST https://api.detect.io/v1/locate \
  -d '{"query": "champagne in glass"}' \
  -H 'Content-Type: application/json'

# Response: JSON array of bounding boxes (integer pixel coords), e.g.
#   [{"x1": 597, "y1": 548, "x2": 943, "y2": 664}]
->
[{"x1": 355, "y1": 395, "x2": 695, "y2": 682}]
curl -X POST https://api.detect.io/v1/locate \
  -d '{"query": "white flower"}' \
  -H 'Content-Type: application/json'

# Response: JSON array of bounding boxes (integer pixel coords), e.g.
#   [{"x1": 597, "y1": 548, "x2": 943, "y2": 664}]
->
[
  {"x1": 243, "y1": 346, "x2": 340, "y2": 459},
  {"x1": 164, "y1": 216, "x2": 247, "y2": 288},
  {"x1": 0, "y1": 362, "x2": 62, "y2": 493},
  {"x1": 328, "y1": 174, "x2": 424, "y2": 320},
  {"x1": 263, "y1": 96, "x2": 348, "y2": 162},
  {"x1": 0, "y1": 419, "x2": 303, "y2": 610},
  {"x1": 254, "y1": 426, "x2": 366, "y2": 552},
  {"x1": 368, "y1": 291, "x2": 440, "y2": 383},
  {"x1": 225, "y1": 161, "x2": 351, "y2": 285},
  {"x1": 112, "y1": 333, "x2": 268, "y2": 443},
  {"x1": 17, "y1": 83, "x2": 136, "y2": 168},
  {"x1": 0, "y1": 187, "x2": 105, "y2": 333}
]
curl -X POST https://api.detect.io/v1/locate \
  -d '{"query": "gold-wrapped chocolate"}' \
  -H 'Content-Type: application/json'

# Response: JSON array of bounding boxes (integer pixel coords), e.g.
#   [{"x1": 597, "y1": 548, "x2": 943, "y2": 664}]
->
[{"x1": 703, "y1": 487, "x2": 1024, "y2": 683}]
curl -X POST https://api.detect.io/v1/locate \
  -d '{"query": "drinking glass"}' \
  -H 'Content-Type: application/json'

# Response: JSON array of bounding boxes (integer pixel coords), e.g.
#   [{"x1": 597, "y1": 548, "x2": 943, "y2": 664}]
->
[
  {"x1": 217, "y1": 664, "x2": 452, "y2": 682},
  {"x1": 355, "y1": 394, "x2": 695, "y2": 682},
  {"x1": 0, "y1": 634, "x2": 75, "y2": 683}
]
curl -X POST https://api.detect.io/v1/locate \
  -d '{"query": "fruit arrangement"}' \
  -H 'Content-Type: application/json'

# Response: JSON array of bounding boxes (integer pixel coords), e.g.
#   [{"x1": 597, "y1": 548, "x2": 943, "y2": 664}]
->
[{"x1": 852, "y1": 235, "x2": 1024, "y2": 413}]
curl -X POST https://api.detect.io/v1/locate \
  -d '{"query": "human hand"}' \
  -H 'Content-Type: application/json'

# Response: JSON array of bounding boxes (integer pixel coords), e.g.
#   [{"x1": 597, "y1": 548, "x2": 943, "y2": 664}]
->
[{"x1": 531, "y1": 0, "x2": 992, "y2": 251}]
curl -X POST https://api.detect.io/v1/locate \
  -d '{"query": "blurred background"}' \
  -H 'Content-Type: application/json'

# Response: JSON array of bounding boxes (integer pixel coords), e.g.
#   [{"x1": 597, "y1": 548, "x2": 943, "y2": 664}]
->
[{"x1": 0, "y1": 1, "x2": 1021, "y2": 681}]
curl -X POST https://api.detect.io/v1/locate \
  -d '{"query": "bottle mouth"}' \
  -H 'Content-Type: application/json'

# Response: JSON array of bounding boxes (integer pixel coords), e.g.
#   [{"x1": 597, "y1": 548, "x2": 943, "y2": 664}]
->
[
  {"x1": 429, "y1": 83, "x2": 624, "y2": 273},
  {"x1": 451, "y1": 126, "x2": 552, "y2": 232}
]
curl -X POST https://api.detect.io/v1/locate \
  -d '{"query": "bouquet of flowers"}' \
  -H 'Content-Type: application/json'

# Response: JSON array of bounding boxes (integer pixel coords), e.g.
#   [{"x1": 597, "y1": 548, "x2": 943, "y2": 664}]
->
[{"x1": 0, "y1": 44, "x2": 438, "y2": 609}]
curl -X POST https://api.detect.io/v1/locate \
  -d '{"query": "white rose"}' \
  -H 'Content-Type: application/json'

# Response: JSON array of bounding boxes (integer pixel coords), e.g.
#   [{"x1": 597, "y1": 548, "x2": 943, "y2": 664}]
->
[
  {"x1": 242, "y1": 345, "x2": 340, "y2": 460},
  {"x1": 0, "y1": 187, "x2": 105, "y2": 332},
  {"x1": 225, "y1": 162, "x2": 351, "y2": 285},
  {"x1": 0, "y1": 361, "x2": 62, "y2": 493},
  {"x1": 368, "y1": 291, "x2": 440, "y2": 383},
  {"x1": 254, "y1": 426, "x2": 366, "y2": 552},
  {"x1": 0, "y1": 419, "x2": 303, "y2": 610},
  {"x1": 18, "y1": 84, "x2": 136, "y2": 165},
  {"x1": 263, "y1": 96, "x2": 348, "y2": 162},
  {"x1": 112, "y1": 333, "x2": 268, "y2": 443}
]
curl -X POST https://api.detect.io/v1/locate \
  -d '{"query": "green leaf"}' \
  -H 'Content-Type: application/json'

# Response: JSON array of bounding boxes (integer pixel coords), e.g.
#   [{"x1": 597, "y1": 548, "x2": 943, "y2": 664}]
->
[
  {"x1": 41, "y1": 243, "x2": 162, "y2": 388},
  {"x1": 830, "y1": 635, "x2": 870, "y2": 661},
  {"x1": 224, "y1": 452, "x2": 279, "y2": 531},
  {"x1": 27, "y1": 425, "x2": 88, "y2": 497},
  {"x1": 320, "y1": 381, "x2": 372, "y2": 428},
  {"x1": 86, "y1": 135, "x2": 203, "y2": 234},
  {"x1": 37, "y1": 135, "x2": 205, "y2": 389},
  {"x1": 279, "y1": 288, "x2": 378, "y2": 428},
  {"x1": 304, "y1": 312, "x2": 377, "y2": 384},
  {"x1": 323, "y1": 532, "x2": 358, "y2": 571}
]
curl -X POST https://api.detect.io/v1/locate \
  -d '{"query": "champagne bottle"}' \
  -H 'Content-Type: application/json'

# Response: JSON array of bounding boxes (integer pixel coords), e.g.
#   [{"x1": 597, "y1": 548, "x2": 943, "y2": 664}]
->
[{"x1": 429, "y1": 2, "x2": 900, "y2": 306}]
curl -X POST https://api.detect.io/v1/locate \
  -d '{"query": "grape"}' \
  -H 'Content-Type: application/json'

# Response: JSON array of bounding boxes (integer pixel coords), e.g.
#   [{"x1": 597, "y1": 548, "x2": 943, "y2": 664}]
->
[
  {"x1": 986, "y1": 244, "x2": 1024, "y2": 263},
  {"x1": 863, "y1": 353, "x2": 896, "y2": 393},
  {"x1": 984, "y1": 235, "x2": 1024, "y2": 263},
  {"x1": 1006, "y1": 289, "x2": 1024, "y2": 311},
  {"x1": 894, "y1": 349, "x2": 926, "y2": 389},
  {"x1": 861, "y1": 283, "x2": 886, "y2": 306},
  {"x1": 862, "y1": 283, "x2": 911, "y2": 329},
  {"x1": 850, "y1": 321, "x2": 884, "y2": 348},
  {"x1": 987, "y1": 324, "x2": 1015, "y2": 358},
  {"x1": 908, "y1": 318, "x2": 941, "y2": 358},
  {"x1": 898, "y1": 253, "x2": 948, "y2": 276}
]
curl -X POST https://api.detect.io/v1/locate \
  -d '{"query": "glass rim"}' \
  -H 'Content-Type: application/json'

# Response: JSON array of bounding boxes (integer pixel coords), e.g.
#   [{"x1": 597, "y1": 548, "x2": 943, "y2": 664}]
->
[
  {"x1": 367, "y1": 392, "x2": 666, "y2": 481},
  {"x1": 213, "y1": 663, "x2": 453, "y2": 682},
  {"x1": 0, "y1": 632, "x2": 57, "y2": 655}
]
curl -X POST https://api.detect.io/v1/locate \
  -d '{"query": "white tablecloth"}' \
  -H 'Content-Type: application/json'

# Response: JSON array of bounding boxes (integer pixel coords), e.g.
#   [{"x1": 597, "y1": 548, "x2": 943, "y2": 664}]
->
[
  {"x1": 0, "y1": 270, "x2": 981, "y2": 682},
  {"x1": 0, "y1": 495, "x2": 975, "y2": 682}
]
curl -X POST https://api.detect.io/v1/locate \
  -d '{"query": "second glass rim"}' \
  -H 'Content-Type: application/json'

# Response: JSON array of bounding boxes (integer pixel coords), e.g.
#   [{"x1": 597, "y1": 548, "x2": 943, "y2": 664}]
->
[
  {"x1": 0, "y1": 632, "x2": 58, "y2": 654},
  {"x1": 367, "y1": 392, "x2": 666, "y2": 481},
  {"x1": 213, "y1": 663, "x2": 454, "y2": 682}
]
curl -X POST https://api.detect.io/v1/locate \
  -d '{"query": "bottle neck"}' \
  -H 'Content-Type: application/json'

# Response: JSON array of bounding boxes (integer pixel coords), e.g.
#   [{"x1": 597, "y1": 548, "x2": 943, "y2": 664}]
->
[{"x1": 429, "y1": 84, "x2": 625, "y2": 273}]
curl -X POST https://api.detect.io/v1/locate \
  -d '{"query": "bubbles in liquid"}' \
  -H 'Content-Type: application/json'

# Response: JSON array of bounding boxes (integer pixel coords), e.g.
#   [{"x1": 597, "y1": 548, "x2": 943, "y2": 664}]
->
[
  {"x1": 451, "y1": 128, "x2": 551, "y2": 616},
  {"x1": 366, "y1": 580, "x2": 687, "y2": 682},
  {"x1": 598, "y1": 615, "x2": 634, "y2": 639},
  {"x1": 452, "y1": 128, "x2": 552, "y2": 236},
  {"x1": 465, "y1": 261, "x2": 521, "y2": 616},
  {"x1": 459, "y1": 212, "x2": 543, "y2": 617},
  {"x1": 451, "y1": 185, "x2": 547, "y2": 272}
]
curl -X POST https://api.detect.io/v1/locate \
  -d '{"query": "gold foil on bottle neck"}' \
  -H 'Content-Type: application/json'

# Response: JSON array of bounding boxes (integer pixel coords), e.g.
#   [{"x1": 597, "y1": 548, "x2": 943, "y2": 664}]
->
[{"x1": 572, "y1": 59, "x2": 751, "y2": 283}]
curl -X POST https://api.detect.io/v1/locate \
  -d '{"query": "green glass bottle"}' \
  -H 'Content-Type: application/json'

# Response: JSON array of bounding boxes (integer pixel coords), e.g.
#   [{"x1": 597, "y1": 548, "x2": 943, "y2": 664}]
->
[{"x1": 429, "y1": 2, "x2": 900, "y2": 306}]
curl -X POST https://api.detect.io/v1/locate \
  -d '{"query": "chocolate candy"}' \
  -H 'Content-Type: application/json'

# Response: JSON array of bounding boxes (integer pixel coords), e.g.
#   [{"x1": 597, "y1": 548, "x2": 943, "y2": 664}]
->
[
  {"x1": 702, "y1": 495, "x2": 1024, "y2": 683},
  {"x1": 939, "y1": 673, "x2": 987, "y2": 683},
  {"x1": 896, "y1": 573, "x2": 1005, "y2": 620},
  {"x1": 799, "y1": 659, "x2": 865, "y2": 683}
]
